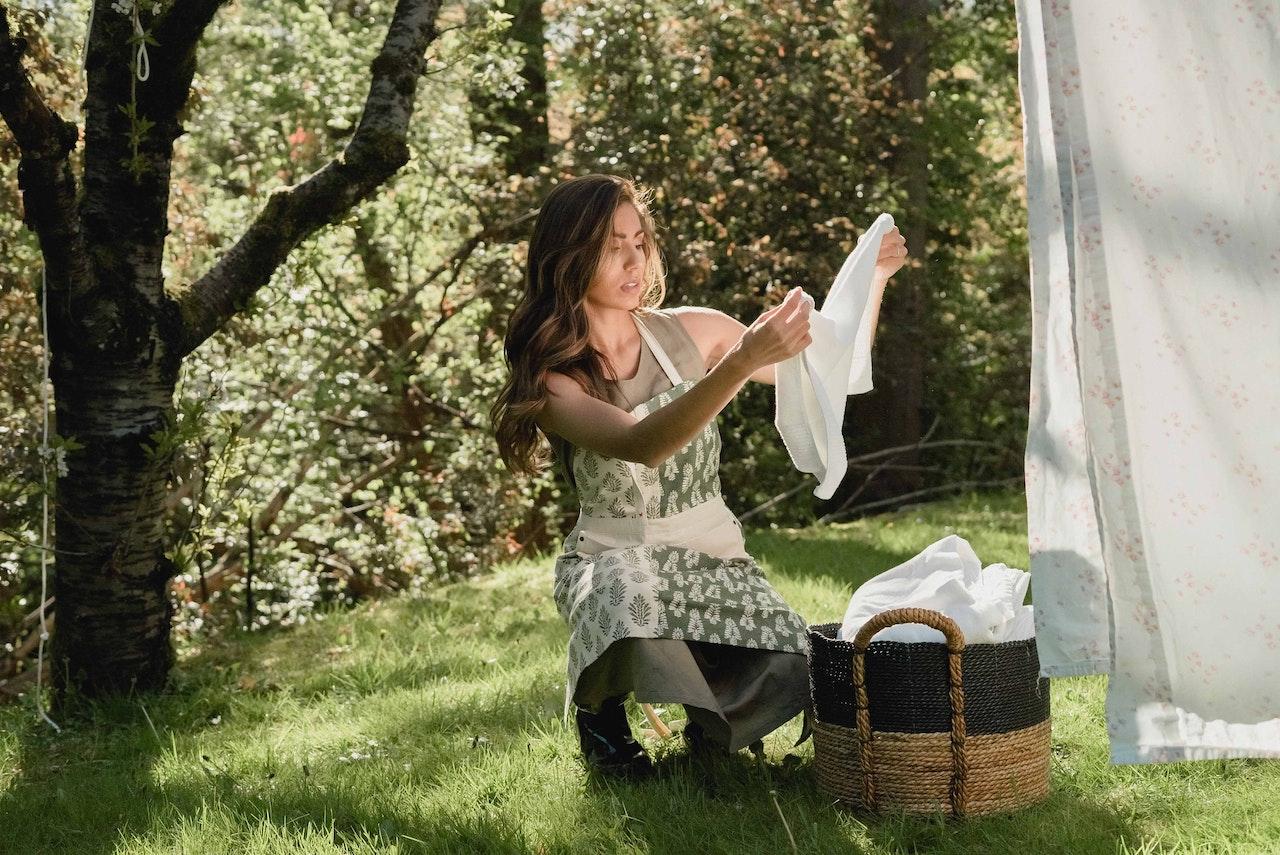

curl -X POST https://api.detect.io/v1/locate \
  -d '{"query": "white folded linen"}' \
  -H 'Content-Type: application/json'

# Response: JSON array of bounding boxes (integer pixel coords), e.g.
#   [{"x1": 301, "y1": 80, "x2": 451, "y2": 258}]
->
[
  {"x1": 775, "y1": 212, "x2": 895, "y2": 499},
  {"x1": 837, "y1": 534, "x2": 1035, "y2": 645}
]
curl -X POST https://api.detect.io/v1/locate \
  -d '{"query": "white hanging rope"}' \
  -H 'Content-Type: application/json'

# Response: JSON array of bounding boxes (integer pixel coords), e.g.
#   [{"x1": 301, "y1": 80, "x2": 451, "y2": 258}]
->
[
  {"x1": 129, "y1": 1, "x2": 149, "y2": 82},
  {"x1": 36, "y1": 266, "x2": 61, "y2": 733},
  {"x1": 81, "y1": 2, "x2": 152, "y2": 81}
]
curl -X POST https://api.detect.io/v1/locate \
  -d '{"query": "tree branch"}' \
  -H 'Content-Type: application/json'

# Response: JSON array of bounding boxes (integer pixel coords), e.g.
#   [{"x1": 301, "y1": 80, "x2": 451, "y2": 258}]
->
[
  {"x1": 312, "y1": 267, "x2": 483, "y2": 430},
  {"x1": 816, "y1": 477, "x2": 1024, "y2": 524},
  {"x1": 737, "y1": 435, "x2": 1008, "y2": 523},
  {"x1": 171, "y1": 0, "x2": 444, "y2": 359},
  {"x1": 821, "y1": 414, "x2": 943, "y2": 520},
  {"x1": 0, "y1": 6, "x2": 85, "y2": 299},
  {"x1": 150, "y1": 0, "x2": 236, "y2": 56}
]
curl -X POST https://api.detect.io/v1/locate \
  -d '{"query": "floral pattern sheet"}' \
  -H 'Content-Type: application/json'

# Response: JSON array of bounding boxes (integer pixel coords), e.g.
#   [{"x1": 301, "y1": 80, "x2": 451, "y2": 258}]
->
[{"x1": 1018, "y1": 0, "x2": 1280, "y2": 761}]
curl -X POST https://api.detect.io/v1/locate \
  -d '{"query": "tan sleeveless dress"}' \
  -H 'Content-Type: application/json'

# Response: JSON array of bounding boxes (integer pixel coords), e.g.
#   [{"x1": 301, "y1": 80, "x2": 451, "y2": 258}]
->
[{"x1": 562, "y1": 307, "x2": 814, "y2": 751}]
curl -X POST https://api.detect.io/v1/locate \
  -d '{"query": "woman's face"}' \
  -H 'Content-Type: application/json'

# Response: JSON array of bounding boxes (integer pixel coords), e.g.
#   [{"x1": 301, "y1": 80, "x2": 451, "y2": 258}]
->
[{"x1": 584, "y1": 201, "x2": 647, "y2": 313}]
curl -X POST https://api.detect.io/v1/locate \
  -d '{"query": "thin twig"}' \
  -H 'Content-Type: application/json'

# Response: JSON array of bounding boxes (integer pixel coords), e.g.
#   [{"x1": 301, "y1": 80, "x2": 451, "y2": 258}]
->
[
  {"x1": 0, "y1": 529, "x2": 94, "y2": 556},
  {"x1": 824, "y1": 415, "x2": 942, "y2": 519},
  {"x1": 640, "y1": 703, "x2": 672, "y2": 739},
  {"x1": 769, "y1": 789, "x2": 799, "y2": 855},
  {"x1": 846, "y1": 462, "x2": 942, "y2": 472},
  {"x1": 817, "y1": 477, "x2": 1023, "y2": 524},
  {"x1": 738, "y1": 435, "x2": 1004, "y2": 523}
]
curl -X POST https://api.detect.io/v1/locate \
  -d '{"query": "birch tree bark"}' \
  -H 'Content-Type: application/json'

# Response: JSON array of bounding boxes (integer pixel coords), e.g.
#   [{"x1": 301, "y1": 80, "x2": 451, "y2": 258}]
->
[{"x1": 0, "y1": 0, "x2": 444, "y2": 704}]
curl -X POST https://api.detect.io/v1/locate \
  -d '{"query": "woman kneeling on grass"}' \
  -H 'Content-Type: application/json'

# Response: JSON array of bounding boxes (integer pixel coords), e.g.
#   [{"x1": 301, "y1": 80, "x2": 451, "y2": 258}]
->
[{"x1": 491, "y1": 173, "x2": 904, "y2": 778}]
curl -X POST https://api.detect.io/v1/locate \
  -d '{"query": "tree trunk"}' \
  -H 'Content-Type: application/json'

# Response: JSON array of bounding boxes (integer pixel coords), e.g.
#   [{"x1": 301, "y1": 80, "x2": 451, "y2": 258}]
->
[
  {"x1": 41, "y1": 0, "x2": 194, "y2": 701},
  {"x1": 1, "y1": 0, "x2": 445, "y2": 704},
  {"x1": 466, "y1": 0, "x2": 549, "y2": 176},
  {"x1": 48, "y1": 343, "x2": 182, "y2": 698},
  {"x1": 840, "y1": 0, "x2": 935, "y2": 508}
]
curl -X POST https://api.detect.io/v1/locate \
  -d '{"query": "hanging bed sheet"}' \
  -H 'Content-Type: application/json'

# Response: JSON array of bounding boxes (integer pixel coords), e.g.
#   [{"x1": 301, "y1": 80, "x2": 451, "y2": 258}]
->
[{"x1": 1016, "y1": 0, "x2": 1280, "y2": 762}]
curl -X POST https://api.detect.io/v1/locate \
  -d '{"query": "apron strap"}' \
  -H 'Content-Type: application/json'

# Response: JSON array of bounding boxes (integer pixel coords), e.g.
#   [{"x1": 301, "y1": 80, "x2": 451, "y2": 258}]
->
[
  {"x1": 623, "y1": 312, "x2": 684, "y2": 518},
  {"x1": 632, "y1": 312, "x2": 684, "y2": 387}
]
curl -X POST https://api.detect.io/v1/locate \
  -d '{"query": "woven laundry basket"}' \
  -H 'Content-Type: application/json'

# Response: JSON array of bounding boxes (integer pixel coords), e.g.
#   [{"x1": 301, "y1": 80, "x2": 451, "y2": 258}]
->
[{"x1": 808, "y1": 608, "x2": 1051, "y2": 819}]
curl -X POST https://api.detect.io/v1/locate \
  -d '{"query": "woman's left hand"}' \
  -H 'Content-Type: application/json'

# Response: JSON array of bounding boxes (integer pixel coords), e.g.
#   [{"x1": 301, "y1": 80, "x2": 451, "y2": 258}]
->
[{"x1": 874, "y1": 226, "x2": 909, "y2": 281}]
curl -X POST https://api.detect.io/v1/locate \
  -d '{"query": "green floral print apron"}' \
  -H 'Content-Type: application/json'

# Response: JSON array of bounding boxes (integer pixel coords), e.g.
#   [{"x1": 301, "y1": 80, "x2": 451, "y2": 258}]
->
[{"x1": 553, "y1": 312, "x2": 812, "y2": 716}]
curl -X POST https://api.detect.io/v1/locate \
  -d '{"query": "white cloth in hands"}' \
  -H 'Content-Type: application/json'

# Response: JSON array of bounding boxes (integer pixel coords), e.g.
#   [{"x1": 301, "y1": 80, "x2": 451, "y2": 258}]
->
[{"x1": 775, "y1": 212, "x2": 895, "y2": 499}]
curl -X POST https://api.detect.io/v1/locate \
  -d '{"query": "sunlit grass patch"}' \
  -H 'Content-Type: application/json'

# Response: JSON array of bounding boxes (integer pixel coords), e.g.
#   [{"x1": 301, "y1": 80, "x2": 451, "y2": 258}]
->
[{"x1": 1, "y1": 489, "x2": 1276, "y2": 854}]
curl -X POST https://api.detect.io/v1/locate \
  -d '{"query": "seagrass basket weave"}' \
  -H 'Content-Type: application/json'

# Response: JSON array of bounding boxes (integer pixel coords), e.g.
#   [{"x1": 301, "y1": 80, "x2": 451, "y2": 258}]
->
[{"x1": 808, "y1": 608, "x2": 1051, "y2": 819}]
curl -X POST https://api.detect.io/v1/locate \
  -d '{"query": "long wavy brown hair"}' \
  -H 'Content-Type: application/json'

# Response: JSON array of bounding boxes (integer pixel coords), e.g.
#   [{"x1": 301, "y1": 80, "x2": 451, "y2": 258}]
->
[{"x1": 490, "y1": 174, "x2": 667, "y2": 489}]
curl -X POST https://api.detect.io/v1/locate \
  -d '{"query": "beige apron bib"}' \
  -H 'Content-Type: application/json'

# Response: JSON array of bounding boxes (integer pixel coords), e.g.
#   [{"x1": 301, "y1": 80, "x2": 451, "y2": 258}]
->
[{"x1": 567, "y1": 314, "x2": 750, "y2": 563}]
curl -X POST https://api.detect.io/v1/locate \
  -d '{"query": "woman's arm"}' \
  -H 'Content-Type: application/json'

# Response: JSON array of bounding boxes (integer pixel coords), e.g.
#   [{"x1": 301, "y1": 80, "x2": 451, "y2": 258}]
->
[
  {"x1": 671, "y1": 307, "x2": 779, "y2": 384},
  {"x1": 670, "y1": 280, "x2": 888, "y2": 385},
  {"x1": 537, "y1": 349, "x2": 756, "y2": 469},
  {"x1": 862, "y1": 274, "x2": 888, "y2": 346},
  {"x1": 538, "y1": 288, "x2": 811, "y2": 468}
]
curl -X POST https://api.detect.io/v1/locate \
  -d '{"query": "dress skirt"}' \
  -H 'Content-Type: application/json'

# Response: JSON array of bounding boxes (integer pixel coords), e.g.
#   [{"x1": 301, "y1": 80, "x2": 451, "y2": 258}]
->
[{"x1": 573, "y1": 636, "x2": 814, "y2": 752}]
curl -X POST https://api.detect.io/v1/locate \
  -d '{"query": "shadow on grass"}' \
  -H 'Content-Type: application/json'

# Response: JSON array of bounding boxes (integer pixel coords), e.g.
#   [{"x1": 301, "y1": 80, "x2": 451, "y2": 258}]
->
[
  {"x1": 0, "y1": 689, "x2": 172, "y2": 855},
  {"x1": 0, "y1": 489, "x2": 1146, "y2": 854},
  {"x1": 0, "y1": 586, "x2": 576, "y2": 854},
  {"x1": 747, "y1": 529, "x2": 918, "y2": 593},
  {"x1": 0, "y1": 683, "x2": 1148, "y2": 855},
  {"x1": 572, "y1": 743, "x2": 1150, "y2": 855}
]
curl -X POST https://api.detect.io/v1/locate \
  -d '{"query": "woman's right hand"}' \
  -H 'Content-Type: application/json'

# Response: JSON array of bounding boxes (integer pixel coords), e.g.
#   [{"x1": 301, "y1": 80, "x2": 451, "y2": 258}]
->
[{"x1": 734, "y1": 287, "x2": 813, "y2": 371}]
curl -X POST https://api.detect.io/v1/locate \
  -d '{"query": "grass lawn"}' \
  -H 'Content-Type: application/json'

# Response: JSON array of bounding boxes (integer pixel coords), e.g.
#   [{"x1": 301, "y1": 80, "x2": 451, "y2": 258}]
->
[{"x1": 1, "y1": 489, "x2": 1276, "y2": 854}]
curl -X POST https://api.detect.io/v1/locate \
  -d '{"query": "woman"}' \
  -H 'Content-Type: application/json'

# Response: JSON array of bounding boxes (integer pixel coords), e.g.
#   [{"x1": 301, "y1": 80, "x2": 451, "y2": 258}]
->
[{"x1": 491, "y1": 174, "x2": 907, "y2": 777}]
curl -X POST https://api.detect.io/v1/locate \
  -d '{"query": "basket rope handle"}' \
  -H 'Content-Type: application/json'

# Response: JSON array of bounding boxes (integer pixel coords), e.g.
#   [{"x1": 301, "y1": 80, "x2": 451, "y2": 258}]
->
[{"x1": 851, "y1": 607, "x2": 969, "y2": 818}]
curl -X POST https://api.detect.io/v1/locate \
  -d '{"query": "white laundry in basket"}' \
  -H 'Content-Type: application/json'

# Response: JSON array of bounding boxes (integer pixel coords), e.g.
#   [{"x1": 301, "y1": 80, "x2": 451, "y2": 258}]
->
[{"x1": 838, "y1": 534, "x2": 1036, "y2": 644}]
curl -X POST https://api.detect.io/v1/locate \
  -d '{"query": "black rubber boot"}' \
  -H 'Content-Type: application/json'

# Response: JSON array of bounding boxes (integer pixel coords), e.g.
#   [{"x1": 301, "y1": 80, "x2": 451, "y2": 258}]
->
[
  {"x1": 575, "y1": 694, "x2": 655, "y2": 779},
  {"x1": 682, "y1": 719, "x2": 719, "y2": 756},
  {"x1": 684, "y1": 720, "x2": 763, "y2": 758}
]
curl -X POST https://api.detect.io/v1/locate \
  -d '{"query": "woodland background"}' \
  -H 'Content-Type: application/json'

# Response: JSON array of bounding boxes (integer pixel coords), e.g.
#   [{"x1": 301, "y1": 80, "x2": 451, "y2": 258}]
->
[{"x1": 0, "y1": 0, "x2": 1027, "y2": 680}]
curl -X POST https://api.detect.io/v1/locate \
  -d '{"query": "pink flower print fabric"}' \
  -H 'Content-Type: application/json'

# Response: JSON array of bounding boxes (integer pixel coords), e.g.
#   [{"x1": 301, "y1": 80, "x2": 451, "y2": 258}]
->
[{"x1": 1017, "y1": 0, "x2": 1280, "y2": 762}]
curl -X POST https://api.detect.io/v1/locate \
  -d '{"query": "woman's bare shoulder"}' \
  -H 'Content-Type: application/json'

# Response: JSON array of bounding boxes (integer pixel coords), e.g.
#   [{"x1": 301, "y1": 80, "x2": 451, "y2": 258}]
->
[
  {"x1": 536, "y1": 371, "x2": 587, "y2": 438},
  {"x1": 660, "y1": 305, "x2": 716, "y2": 340},
  {"x1": 544, "y1": 370, "x2": 587, "y2": 397},
  {"x1": 659, "y1": 306, "x2": 743, "y2": 364}
]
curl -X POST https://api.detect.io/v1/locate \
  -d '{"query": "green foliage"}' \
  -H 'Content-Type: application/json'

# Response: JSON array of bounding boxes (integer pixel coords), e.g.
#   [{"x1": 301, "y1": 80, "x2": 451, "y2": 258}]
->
[
  {"x1": 2, "y1": 0, "x2": 1032, "y2": 655},
  {"x1": 548, "y1": 0, "x2": 1029, "y2": 523},
  {"x1": 0, "y1": 2, "x2": 90, "y2": 648},
  {"x1": 151, "y1": 0, "x2": 560, "y2": 643}
]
